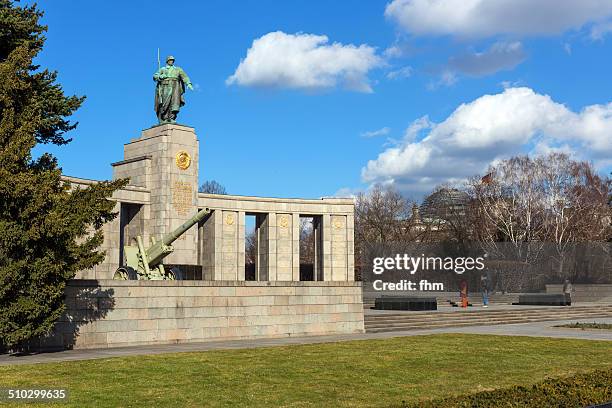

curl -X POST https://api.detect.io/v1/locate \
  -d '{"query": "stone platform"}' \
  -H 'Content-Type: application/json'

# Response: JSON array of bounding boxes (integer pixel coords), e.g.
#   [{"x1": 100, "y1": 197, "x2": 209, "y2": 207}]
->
[{"x1": 40, "y1": 280, "x2": 364, "y2": 350}]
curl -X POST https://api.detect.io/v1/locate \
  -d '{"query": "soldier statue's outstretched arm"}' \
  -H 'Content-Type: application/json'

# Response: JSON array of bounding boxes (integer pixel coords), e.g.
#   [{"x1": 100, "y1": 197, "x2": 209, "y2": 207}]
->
[{"x1": 179, "y1": 68, "x2": 194, "y2": 90}]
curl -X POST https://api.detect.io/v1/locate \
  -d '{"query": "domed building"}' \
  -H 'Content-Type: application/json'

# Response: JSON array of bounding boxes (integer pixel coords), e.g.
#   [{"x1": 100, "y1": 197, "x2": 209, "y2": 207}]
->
[{"x1": 420, "y1": 188, "x2": 469, "y2": 222}]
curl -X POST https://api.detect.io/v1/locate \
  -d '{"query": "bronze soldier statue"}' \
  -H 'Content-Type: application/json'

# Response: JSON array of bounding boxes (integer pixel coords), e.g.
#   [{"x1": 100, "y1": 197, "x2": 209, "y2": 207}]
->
[{"x1": 153, "y1": 55, "x2": 193, "y2": 124}]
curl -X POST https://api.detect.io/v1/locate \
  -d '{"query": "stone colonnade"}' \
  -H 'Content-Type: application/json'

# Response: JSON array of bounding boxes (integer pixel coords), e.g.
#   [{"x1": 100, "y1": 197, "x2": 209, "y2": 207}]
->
[
  {"x1": 198, "y1": 194, "x2": 355, "y2": 282},
  {"x1": 68, "y1": 124, "x2": 355, "y2": 282}
]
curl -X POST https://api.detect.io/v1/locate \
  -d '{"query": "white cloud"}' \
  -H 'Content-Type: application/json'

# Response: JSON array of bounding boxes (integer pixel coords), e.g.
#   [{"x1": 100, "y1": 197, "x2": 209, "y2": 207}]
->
[
  {"x1": 428, "y1": 70, "x2": 457, "y2": 89},
  {"x1": 384, "y1": 45, "x2": 404, "y2": 58},
  {"x1": 591, "y1": 21, "x2": 612, "y2": 40},
  {"x1": 532, "y1": 140, "x2": 576, "y2": 157},
  {"x1": 226, "y1": 31, "x2": 384, "y2": 92},
  {"x1": 500, "y1": 79, "x2": 524, "y2": 89},
  {"x1": 448, "y1": 42, "x2": 526, "y2": 76},
  {"x1": 333, "y1": 187, "x2": 361, "y2": 198},
  {"x1": 362, "y1": 87, "x2": 612, "y2": 195},
  {"x1": 383, "y1": 42, "x2": 415, "y2": 59},
  {"x1": 386, "y1": 66, "x2": 413, "y2": 79},
  {"x1": 428, "y1": 42, "x2": 525, "y2": 88},
  {"x1": 361, "y1": 127, "x2": 391, "y2": 138},
  {"x1": 385, "y1": 0, "x2": 612, "y2": 39},
  {"x1": 440, "y1": 71, "x2": 457, "y2": 86},
  {"x1": 404, "y1": 115, "x2": 432, "y2": 142}
]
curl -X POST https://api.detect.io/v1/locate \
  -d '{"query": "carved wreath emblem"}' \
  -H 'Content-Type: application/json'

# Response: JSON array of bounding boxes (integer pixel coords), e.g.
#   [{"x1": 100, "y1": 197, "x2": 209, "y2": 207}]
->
[
  {"x1": 175, "y1": 150, "x2": 191, "y2": 170},
  {"x1": 333, "y1": 217, "x2": 344, "y2": 229},
  {"x1": 225, "y1": 213, "x2": 235, "y2": 225},
  {"x1": 279, "y1": 215, "x2": 289, "y2": 228}
]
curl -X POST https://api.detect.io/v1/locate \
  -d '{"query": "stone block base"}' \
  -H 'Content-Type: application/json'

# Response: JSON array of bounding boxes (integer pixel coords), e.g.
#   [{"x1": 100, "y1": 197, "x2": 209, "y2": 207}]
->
[{"x1": 40, "y1": 280, "x2": 364, "y2": 350}]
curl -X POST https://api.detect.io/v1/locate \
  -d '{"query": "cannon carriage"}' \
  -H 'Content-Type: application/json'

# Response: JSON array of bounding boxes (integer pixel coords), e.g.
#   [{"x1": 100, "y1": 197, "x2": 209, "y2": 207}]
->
[{"x1": 114, "y1": 207, "x2": 210, "y2": 280}]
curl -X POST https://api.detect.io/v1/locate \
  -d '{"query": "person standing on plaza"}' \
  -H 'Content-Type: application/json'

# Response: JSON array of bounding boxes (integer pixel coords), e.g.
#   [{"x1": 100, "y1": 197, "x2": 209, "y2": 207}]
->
[
  {"x1": 562, "y1": 279, "x2": 573, "y2": 306},
  {"x1": 480, "y1": 274, "x2": 490, "y2": 308},
  {"x1": 459, "y1": 279, "x2": 469, "y2": 308}
]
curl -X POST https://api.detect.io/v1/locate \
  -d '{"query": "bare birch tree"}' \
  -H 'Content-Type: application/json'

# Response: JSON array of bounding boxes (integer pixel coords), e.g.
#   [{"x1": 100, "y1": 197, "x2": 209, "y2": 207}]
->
[{"x1": 468, "y1": 153, "x2": 611, "y2": 289}]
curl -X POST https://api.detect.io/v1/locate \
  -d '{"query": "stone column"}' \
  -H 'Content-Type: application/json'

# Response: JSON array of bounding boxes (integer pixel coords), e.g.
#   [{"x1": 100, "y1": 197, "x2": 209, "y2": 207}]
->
[
  {"x1": 275, "y1": 213, "x2": 293, "y2": 280},
  {"x1": 112, "y1": 124, "x2": 200, "y2": 266},
  {"x1": 347, "y1": 213, "x2": 355, "y2": 281},
  {"x1": 220, "y1": 210, "x2": 240, "y2": 280},
  {"x1": 330, "y1": 215, "x2": 348, "y2": 281},
  {"x1": 321, "y1": 214, "x2": 350, "y2": 281},
  {"x1": 321, "y1": 214, "x2": 332, "y2": 281},
  {"x1": 291, "y1": 213, "x2": 300, "y2": 281},
  {"x1": 199, "y1": 209, "x2": 246, "y2": 281},
  {"x1": 266, "y1": 212, "x2": 277, "y2": 280},
  {"x1": 238, "y1": 211, "x2": 246, "y2": 281}
]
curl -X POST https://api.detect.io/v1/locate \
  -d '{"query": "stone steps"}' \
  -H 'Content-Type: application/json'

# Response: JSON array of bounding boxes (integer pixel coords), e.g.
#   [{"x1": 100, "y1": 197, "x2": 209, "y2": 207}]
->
[
  {"x1": 366, "y1": 305, "x2": 611, "y2": 318},
  {"x1": 365, "y1": 305, "x2": 612, "y2": 321},
  {"x1": 365, "y1": 310, "x2": 611, "y2": 327},
  {"x1": 365, "y1": 312, "x2": 611, "y2": 330},
  {"x1": 365, "y1": 314, "x2": 612, "y2": 333},
  {"x1": 364, "y1": 305, "x2": 612, "y2": 333}
]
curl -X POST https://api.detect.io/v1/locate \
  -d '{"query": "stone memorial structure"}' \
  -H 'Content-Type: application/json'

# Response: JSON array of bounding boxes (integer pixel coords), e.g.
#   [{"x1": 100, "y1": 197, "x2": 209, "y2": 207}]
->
[
  {"x1": 45, "y1": 61, "x2": 363, "y2": 349},
  {"x1": 68, "y1": 123, "x2": 355, "y2": 283}
]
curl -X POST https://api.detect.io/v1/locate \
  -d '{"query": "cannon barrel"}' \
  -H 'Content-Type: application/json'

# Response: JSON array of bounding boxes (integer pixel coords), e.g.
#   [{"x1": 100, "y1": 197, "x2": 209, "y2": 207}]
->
[
  {"x1": 162, "y1": 207, "x2": 210, "y2": 246},
  {"x1": 143, "y1": 208, "x2": 211, "y2": 268},
  {"x1": 116, "y1": 207, "x2": 212, "y2": 280}
]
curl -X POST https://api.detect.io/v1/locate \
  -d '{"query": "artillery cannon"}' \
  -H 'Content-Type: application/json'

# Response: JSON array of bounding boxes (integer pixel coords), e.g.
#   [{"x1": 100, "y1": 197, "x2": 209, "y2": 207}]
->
[{"x1": 113, "y1": 207, "x2": 210, "y2": 280}]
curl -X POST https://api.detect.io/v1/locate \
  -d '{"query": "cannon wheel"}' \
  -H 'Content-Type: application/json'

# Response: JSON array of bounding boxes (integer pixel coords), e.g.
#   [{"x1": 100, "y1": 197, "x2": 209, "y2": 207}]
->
[
  {"x1": 166, "y1": 267, "x2": 184, "y2": 281},
  {"x1": 113, "y1": 266, "x2": 138, "y2": 280}
]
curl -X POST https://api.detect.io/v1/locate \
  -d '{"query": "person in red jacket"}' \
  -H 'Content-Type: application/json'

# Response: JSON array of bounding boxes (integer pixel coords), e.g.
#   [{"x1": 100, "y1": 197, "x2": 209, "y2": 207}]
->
[{"x1": 460, "y1": 280, "x2": 468, "y2": 308}]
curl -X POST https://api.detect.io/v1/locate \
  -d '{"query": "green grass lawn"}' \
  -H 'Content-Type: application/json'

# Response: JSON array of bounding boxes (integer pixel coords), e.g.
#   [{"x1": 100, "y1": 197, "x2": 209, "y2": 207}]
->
[{"x1": 1, "y1": 334, "x2": 611, "y2": 407}]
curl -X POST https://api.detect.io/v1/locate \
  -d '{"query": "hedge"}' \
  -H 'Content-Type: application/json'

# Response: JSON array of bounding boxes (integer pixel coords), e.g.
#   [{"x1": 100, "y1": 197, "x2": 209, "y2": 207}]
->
[{"x1": 400, "y1": 368, "x2": 612, "y2": 408}]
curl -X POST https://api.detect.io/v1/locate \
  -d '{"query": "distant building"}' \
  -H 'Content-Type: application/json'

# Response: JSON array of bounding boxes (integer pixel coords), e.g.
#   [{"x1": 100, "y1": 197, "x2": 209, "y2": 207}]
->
[
  {"x1": 420, "y1": 188, "x2": 469, "y2": 222},
  {"x1": 405, "y1": 188, "x2": 471, "y2": 242}
]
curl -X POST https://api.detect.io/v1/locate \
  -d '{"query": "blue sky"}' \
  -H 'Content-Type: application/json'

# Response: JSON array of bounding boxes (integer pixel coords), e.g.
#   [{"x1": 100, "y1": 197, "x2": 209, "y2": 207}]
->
[{"x1": 32, "y1": 0, "x2": 612, "y2": 201}]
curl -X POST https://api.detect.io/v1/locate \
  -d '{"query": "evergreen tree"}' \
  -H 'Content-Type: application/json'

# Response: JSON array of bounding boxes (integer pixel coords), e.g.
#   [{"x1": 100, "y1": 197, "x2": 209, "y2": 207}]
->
[{"x1": 0, "y1": 1, "x2": 126, "y2": 349}]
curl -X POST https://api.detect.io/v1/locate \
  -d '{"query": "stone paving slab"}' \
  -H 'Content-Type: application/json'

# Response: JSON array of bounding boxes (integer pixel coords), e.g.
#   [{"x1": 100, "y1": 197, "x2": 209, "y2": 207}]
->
[{"x1": 1, "y1": 317, "x2": 610, "y2": 366}]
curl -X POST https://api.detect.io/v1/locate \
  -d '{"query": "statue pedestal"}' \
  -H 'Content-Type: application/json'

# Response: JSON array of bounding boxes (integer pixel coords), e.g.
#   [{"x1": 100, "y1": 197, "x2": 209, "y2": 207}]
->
[{"x1": 112, "y1": 124, "x2": 200, "y2": 267}]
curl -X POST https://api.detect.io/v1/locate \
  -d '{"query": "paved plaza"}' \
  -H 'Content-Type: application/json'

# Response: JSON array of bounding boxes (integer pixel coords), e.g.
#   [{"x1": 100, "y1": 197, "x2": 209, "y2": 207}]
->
[{"x1": 2, "y1": 317, "x2": 610, "y2": 366}]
